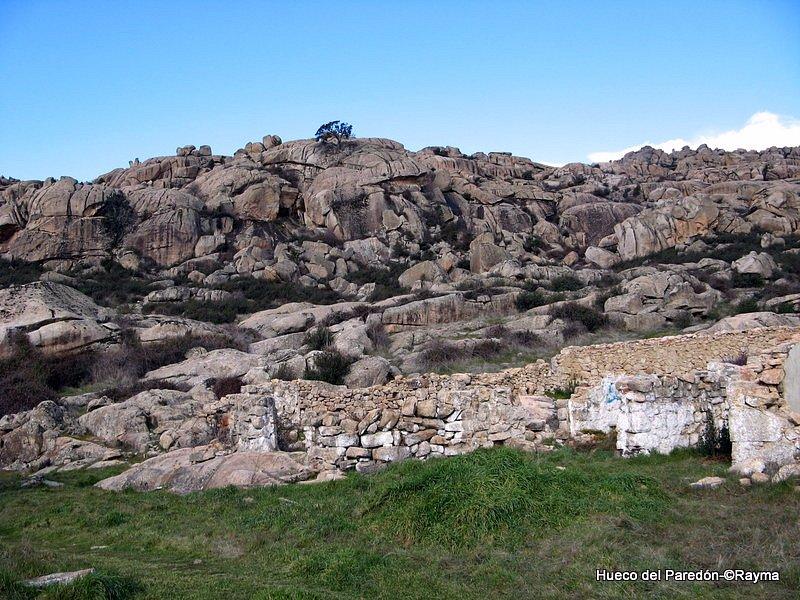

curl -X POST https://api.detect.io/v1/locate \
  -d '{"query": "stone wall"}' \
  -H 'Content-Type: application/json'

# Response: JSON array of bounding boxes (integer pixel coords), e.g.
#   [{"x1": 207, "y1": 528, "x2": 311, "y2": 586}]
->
[
  {"x1": 567, "y1": 335, "x2": 800, "y2": 473},
  {"x1": 230, "y1": 395, "x2": 278, "y2": 452},
  {"x1": 727, "y1": 338, "x2": 800, "y2": 469},
  {"x1": 237, "y1": 362, "x2": 561, "y2": 475},
  {"x1": 552, "y1": 326, "x2": 800, "y2": 381},
  {"x1": 568, "y1": 364, "x2": 736, "y2": 456},
  {"x1": 7, "y1": 325, "x2": 800, "y2": 479},
  {"x1": 225, "y1": 326, "x2": 800, "y2": 477}
]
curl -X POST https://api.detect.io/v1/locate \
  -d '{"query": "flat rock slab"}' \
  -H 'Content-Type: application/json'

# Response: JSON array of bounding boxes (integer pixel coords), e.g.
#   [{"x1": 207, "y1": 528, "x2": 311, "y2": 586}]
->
[
  {"x1": 96, "y1": 446, "x2": 315, "y2": 494},
  {"x1": 25, "y1": 568, "x2": 95, "y2": 588},
  {"x1": 689, "y1": 476, "x2": 725, "y2": 489}
]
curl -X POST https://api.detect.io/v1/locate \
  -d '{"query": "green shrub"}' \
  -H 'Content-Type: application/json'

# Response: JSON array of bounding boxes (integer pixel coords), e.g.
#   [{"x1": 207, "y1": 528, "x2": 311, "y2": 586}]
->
[
  {"x1": 731, "y1": 272, "x2": 764, "y2": 288},
  {"x1": 614, "y1": 231, "x2": 766, "y2": 270},
  {"x1": 418, "y1": 337, "x2": 513, "y2": 371},
  {"x1": 98, "y1": 191, "x2": 137, "y2": 245},
  {"x1": 304, "y1": 351, "x2": 352, "y2": 385},
  {"x1": 366, "y1": 322, "x2": 390, "y2": 349},
  {"x1": 545, "y1": 379, "x2": 579, "y2": 400},
  {"x1": 523, "y1": 235, "x2": 546, "y2": 252},
  {"x1": 549, "y1": 275, "x2": 584, "y2": 292},
  {"x1": 484, "y1": 325, "x2": 544, "y2": 350},
  {"x1": 346, "y1": 263, "x2": 406, "y2": 301},
  {"x1": 95, "y1": 331, "x2": 246, "y2": 400},
  {"x1": 218, "y1": 277, "x2": 343, "y2": 311},
  {"x1": 419, "y1": 340, "x2": 467, "y2": 368},
  {"x1": 0, "y1": 258, "x2": 43, "y2": 287},
  {"x1": 211, "y1": 376, "x2": 243, "y2": 399},
  {"x1": 777, "y1": 252, "x2": 800, "y2": 275},
  {"x1": 722, "y1": 351, "x2": 748, "y2": 366},
  {"x1": 515, "y1": 289, "x2": 547, "y2": 311},
  {"x1": 144, "y1": 297, "x2": 249, "y2": 324},
  {"x1": 471, "y1": 339, "x2": 503, "y2": 359},
  {"x1": 108, "y1": 332, "x2": 246, "y2": 376},
  {"x1": 699, "y1": 410, "x2": 732, "y2": 459},
  {"x1": 272, "y1": 363, "x2": 295, "y2": 381},
  {"x1": 0, "y1": 330, "x2": 249, "y2": 416},
  {"x1": 439, "y1": 219, "x2": 470, "y2": 252},
  {"x1": 0, "y1": 568, "x2": 34, "y2": 599},
  {"x1": 594, "y1": 285, "x2": 622, "y2": 310},
  {"x1": 672, "y1": 311, "x2": 694, "y2": 329},
  {"x1": 508, "y1": 329, "x2": 542, "y2": 348},
  {"x1": 0, "y1": 332, "x2": 92, "y2": 416},
  {"x1": 70, "y1": 260, "x2": 151, "y2": 307},
  {"x1": 304, "y1": 326, "x2": 334, "y2": 351},
  {"x1": 733, "y1": 298, "x2": 760, "y2": 314},
  {"x1": 549, "y1": 302, "x2": 607, "y2": 332},
  {"x1": 145, "y1": 277, "x2": 346, "y2": 322}
]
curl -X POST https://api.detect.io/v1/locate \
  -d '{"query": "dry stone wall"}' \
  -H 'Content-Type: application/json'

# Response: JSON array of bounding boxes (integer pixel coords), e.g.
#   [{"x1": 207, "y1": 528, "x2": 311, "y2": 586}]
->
[
  {"x1": 727, "y1": 338, "x2": 800, "y2": 469},
  {"x1": 6, "y1": 325, "x2": 800, "y2": 479},
  {"x1": 567, "y1": 333, "x2": 800, "y2": 472},
  {"x1": 238, "y1": 362, "x2": 560, "y2": 475},
  {"x1": 225, "y1": 326, "x2": 800, "y2": 476},
  {"x1": 552, "y1": 326, "x2": 800, "y2": 381},
  {"x1": 569, "y1": 364, "x2": 737, "y2": 456}
]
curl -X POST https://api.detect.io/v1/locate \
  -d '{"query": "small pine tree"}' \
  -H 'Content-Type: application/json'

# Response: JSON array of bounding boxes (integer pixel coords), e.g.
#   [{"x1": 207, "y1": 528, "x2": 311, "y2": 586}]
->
[
  {"x1": 699, "y1": 410, "x2": 732, "y2": 458},
  {"x1": 314, "y1": 121, "x2": 353, "y2": 146}
]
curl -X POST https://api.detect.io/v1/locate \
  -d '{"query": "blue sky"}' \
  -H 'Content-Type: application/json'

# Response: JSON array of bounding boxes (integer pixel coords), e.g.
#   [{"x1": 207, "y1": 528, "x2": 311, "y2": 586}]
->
[{"x1": 1, "y1": 0, "x2": 799, "y2": 181}]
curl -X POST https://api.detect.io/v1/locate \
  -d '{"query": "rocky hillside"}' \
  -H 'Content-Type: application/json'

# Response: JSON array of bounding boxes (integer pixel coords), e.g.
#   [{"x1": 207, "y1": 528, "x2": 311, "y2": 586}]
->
[{"x1": 1, "y1": 134, "x2": 800, "y2": 399}]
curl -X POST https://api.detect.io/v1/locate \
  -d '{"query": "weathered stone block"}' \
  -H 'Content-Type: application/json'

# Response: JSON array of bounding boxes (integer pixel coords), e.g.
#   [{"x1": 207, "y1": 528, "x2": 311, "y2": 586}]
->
[
  {"x1": 360, "y1": 431, "x2": 393, "y2": 448},
  {"x1": 373, "y1": 446, "x2": 411, "y2": 462}
]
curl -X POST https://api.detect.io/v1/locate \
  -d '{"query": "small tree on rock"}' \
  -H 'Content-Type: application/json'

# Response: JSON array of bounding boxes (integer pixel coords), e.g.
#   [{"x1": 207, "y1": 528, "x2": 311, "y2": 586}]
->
[{"x1": 315, "y1": 121, "x2": 353, "y2": 146}]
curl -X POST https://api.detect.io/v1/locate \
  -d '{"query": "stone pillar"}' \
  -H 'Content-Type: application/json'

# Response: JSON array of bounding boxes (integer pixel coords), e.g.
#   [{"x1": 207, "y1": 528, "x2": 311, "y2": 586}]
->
[
  {"x1": 235, "y1": 395, "x2": 278, "y2": 452},
  {"x1": 783, "y1": 344, "x2": 800, "y2": 412}
]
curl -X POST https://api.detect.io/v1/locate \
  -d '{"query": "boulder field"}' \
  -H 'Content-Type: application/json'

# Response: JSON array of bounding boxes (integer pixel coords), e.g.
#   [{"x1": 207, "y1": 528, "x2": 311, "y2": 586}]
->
[{"x1": 2, "y1": 134, "x2": 800, "y2": 490}]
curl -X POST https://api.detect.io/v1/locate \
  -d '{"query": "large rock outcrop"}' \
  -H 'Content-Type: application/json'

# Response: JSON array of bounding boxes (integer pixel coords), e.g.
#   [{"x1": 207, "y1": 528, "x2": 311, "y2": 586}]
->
[
  {"x1": 4, "y1": 135, "x2": 797, "y2": 278},
  {"x1": 0, "y1": 282, "x2": 116, "y2": 354}
]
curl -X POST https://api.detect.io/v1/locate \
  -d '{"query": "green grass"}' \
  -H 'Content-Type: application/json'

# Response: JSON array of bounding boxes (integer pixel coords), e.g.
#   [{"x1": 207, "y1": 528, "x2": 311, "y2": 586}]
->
[
  {"x1": 360, "y1": 448, "x2": 666, "y2": 549},
  {"x1": 0, "y1": 569, "x2": 142, "y2": 600},
  {"x1": 1, "y1": 449, "x2": 798, "y2": 599}
]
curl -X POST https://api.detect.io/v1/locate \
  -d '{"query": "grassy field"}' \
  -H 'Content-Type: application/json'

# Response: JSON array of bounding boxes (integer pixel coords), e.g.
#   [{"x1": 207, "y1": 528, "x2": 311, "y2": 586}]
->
[{"x1": 1, "y1": 447, "x2": 798, "y2": 599}]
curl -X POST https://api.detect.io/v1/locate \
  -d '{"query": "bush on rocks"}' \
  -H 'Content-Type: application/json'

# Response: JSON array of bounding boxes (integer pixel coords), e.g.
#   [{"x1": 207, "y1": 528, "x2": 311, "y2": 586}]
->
[
  {"x1": 144, "y1": 297, "x2": 249, "y2": 324},
  {"x1": 731, "y1": 272, "x2": 765, "y2": 289},
  {"x1": 273, "y1": 363, "x2": 295, "y2": 381},
  {"x1": 346, "y1": 263, "x2": 405, "y2": 301},
  {"x1": 549, "y1": 275, "x2": 584, "y2": 292},
  {"x1": 0, "y1": 330, "x2": 248, "y2": 415},
  {"x1": 70, "y1": 259, "x2": 152, "y2": 307},
  {"x1": 733, "y1": 298, "x2": 760, "y2": 314},
  {"x1": 515, "y1": 289, "x2": 548, "y2": 312},
  {"x1": 0, "y1": 258, "x2": 43, "y2": 287},
  {"x1": 305, "y1": 326, "x2": 334, "y2": 351},
  {"x1": 0, "y1": 333, "x2": 75, "y2": 415},
  {"x1": 366, "y1": 322, "x2": 390, "y2": 350},
  {"x1": 549, "y1": 302, "x2": 608, "y2": 332},
  {"x1": 211, "y1": 376, "x2": 243, "y2": 399},
  {"x1": 304, "y1": 350, "x2": 352, "y2": 385},
  {"x1": 698, "y1": 410, "x2": 732, "y2": 459}
]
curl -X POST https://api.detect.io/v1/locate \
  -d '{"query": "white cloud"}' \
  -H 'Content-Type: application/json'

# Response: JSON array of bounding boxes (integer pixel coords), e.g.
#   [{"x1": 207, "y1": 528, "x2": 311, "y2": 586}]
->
[{"x1": 587, "y1": 111, "x2": 800, "y2": 163}]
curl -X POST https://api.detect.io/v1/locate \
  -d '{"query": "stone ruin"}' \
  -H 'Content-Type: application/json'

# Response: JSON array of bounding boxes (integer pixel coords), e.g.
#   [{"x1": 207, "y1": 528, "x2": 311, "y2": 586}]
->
[
  {"x1": 3, "y1": 323, "x2": 800, "y2": 491},
  {"x1": 66, "y1": 325, "x2": 800, "y2": 491}
]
